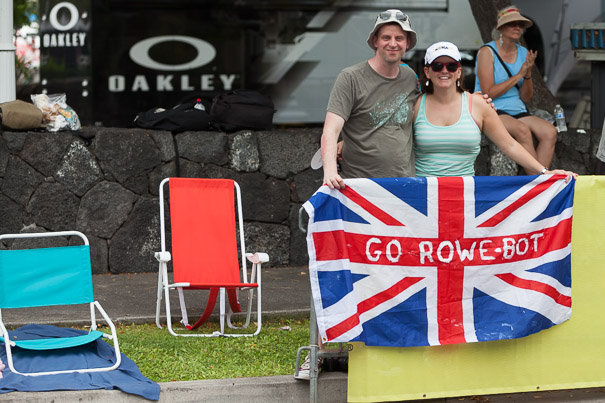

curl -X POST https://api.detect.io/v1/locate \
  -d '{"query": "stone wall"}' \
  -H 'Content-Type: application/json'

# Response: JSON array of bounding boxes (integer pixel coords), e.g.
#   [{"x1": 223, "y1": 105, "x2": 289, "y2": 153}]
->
[{"x1": 0, "y1": 126, "x2": 599, "y2": 273}]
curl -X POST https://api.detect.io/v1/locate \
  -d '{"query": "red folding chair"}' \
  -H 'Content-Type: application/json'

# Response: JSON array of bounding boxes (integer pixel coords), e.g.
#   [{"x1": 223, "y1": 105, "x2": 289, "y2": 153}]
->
[{"x1": 154, "y1": 178, "x2": 268, "y2": 337}]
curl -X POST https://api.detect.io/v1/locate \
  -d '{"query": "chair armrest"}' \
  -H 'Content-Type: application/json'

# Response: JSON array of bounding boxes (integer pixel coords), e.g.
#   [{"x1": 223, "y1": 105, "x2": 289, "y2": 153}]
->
[
  {"x1": 246, "y1": 252, "x2": 270, "y2": 264},
  {"x1": 155, "y1": 251, "x2": 172, "y2": 262}
]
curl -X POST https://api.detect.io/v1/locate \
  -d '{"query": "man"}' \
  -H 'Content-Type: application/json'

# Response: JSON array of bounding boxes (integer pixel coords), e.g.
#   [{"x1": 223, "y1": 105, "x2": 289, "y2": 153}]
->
[
  {"x1": 296, "y1": 9, "x2": 421, "y2": 381},
  {"x1": 322, "y1": 9, "x2": 421, "y2": 189}
]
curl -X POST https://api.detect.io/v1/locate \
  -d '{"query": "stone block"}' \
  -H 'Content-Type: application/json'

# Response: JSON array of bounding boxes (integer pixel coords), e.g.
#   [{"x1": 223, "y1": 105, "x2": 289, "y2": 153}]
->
[
  {"x1": 243, "y1": 222, "x2": 290, "y2": 267},
  {"x1": 177, "y1": 158, "x2": 205, "y2": 178},
  {"x1": 94, "y1": 128, "x2": 161, "y2": 183},
  {"x1": 87, "y1": 234, "x2": 109, "y2": 274},
  {"x1": 149, "y1": 131, "x2": 176, "y2": 161},
  {"x1": 123, "y1": 172, "x2": 151, "y2": 195},
  {"x1": 29, "y1": 182, "x2": 79, "y2": 231},
  {"x1": 474, "y1": 143, "x2": 490, "y2": 176},
  {"x1": 148, "y1": 162, "x2": 178, "y2": 195},
  {"x1": 175, "y1": 131, "x2": 228, "y2": 165},
  {"x1": 229, "y1": 131, "x2": 260, "y2": 172},
  {"x1": 239, "y1": 172, "x2": 290, "y2": 223},
  {"x1": 2, "y1": 131, "x2": 26, "y2": 153},
  {"x1": 488, "y1": 143, "x2": 518, "y2": 176},
  {"x1": 2, "y1": 156, "x2": 44, "y2": 205},
  {"x1": 0, "y1": 193, "x2": 25, "y2": 234},
  {"x1": 0, "y1": 137, "x2": 9, "y2": 177},
  {"x1": 77, "y1": 181, "x2": 136, "y2": 239},
  {"x1": 54, "y1": 139, "x2": 103, "y2": 196},
  {"x1": 108, "y1": 197, "x2": 160, "y2": 274},
  {"x1": 11, "y1": 226, "x2": 67, "y2": 249},
  {"x1": 289, "y1": 203, "x2": 309, "y2": 266},
  {"x1": 560, "y1": 128, "x2": 591, "y2": 154},
  {"x1": 258, "y1": 128, "x2": 321, "y2": 179},
  {"x1": 292, "y1": 168, "x2": 323, "y2": 203},
  {"x1": 20, "y1": 132, "x2": 72, "y2": 176},
  {"x1": 199, "y1": 164, "x2": 238, "y2": 180}
]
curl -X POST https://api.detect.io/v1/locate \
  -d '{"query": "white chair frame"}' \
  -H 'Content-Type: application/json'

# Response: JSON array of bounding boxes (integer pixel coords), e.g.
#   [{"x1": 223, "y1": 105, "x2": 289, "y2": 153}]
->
[
  {"x1": 0, "y1": 231, "x2": 121, "y2": 376},
  {"x1": 154, "y1": 177, "x2": 268, "y2": 337}
]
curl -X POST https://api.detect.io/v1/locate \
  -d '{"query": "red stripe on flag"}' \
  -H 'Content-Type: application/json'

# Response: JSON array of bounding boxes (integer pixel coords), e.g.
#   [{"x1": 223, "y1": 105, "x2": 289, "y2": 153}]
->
[
  {"x1": 496, "y1": 273, "x2": 572, "y2": 307},
  {"x1": 340, "y1": 186, "x2": 404, "y2": 226},
  {"x1": 313, "y1": 230, "x2": 348, "y2": 261},
  {"x1": 325, "y1": 276, "x2": 423, "y2": 340},
  {"x1": 312, "y1": 218, "x2": 572, "y2": 265},
  {"x1": 478, "y1": 176, "x2": 564, "y2": 228},
  {"x1": 436, "y1": 177, "x2": 466, "y2": 345}
]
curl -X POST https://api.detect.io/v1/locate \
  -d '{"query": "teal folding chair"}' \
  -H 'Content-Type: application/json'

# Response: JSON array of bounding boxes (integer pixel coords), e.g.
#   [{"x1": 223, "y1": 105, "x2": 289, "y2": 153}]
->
[{"x1": 0, "y1": 231, "x2": 121, "y2": 376}]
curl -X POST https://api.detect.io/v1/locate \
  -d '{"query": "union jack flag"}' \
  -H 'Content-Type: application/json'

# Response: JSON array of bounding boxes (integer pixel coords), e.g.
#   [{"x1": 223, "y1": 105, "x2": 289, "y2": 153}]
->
[{"x1": 303, "y1": 175, "x2": 575, "y2": 347}]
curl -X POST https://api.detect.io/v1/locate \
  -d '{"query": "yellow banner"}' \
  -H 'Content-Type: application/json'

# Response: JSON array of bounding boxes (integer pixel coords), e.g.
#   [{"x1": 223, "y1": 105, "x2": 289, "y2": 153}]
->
[{"x1": 348, "y1": 176, "x2": 605, "y2": 402}]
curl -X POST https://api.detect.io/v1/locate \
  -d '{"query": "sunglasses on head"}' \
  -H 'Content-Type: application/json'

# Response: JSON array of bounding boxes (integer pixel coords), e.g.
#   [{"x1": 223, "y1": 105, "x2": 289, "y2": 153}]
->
[
  {"x1": 378, "y1": 11, "x2": 411, "y2": 26},
  {"x1": 429, "y1": 62, "x2": 460, "y2": 72}
]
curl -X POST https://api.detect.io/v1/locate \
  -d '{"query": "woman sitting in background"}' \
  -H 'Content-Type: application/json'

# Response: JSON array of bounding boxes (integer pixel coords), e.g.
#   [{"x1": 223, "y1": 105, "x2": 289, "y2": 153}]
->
[
  {"x1": 413, "y1": 41, "x2": 574, "y2": 180},
  {"x1": 474, "y1": 6, "x2": 557, "y2": 173}
]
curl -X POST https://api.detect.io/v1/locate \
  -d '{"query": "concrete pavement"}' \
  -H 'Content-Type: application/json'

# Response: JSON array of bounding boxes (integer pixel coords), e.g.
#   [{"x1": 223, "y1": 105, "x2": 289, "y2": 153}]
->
[{"x1": 3, "y1": 267, "x2": 605, "y2": 402}]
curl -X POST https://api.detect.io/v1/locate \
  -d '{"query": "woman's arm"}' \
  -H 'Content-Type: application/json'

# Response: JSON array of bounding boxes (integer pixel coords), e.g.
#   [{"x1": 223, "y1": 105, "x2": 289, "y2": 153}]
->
[
  {"x1": 472, "y1": 94, "x2": 576, "y2": 179},
  {"x1": 476, "y1": 46, "x2": 525, "y2": 100},
  {"x1": 518, "y1": 50, "x2": 537, "y2": 103}
]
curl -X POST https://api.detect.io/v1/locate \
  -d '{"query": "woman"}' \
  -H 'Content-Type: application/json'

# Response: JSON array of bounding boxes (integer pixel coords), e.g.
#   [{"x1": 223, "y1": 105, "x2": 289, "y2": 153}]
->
[
  {"x1": 474, "y1": 6, "x2": 557, "y2": 173},
  {"x1": 414, "y1": 41, "x2": 574, "y2": 179}
]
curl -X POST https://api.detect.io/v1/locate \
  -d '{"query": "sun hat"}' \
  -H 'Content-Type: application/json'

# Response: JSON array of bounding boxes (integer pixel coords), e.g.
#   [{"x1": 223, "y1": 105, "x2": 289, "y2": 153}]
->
[
  {"x1": 367, "y1": 9, "x2": 417, "y2": 51},
  {"x1": 424, "y1": 41, "x2": 461, "y2": 65},
  {"x1": 496, "y1": 7, "x2": 533, "y2": 30}
]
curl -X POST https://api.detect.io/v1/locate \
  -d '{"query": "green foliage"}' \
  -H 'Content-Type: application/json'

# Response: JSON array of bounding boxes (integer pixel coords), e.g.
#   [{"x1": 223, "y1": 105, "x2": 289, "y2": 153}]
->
[
  {"x1": 13, "y1": 0, "x2": 37, "y2": 30},
  {"x1": 15, "y1": 55, "x2": 34, "y2": 84},
  {"x1": 111, "y1": 318, "x2": 310, "y2": 382}
]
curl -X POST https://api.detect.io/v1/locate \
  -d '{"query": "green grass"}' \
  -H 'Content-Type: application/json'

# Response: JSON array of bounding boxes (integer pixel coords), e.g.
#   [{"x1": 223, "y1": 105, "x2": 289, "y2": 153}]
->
[{"x1": 112, "y1": 318, "x2": 311, "y2": 382}]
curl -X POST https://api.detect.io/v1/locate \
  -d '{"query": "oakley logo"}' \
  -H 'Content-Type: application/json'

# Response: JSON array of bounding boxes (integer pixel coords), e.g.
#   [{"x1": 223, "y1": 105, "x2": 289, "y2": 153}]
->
[
  {"x1": 49, "y1": 2, "x2": 80, "y2": 31},
  {"x1": 129, "y1": 36, "x2": 216, "y2": 71}
]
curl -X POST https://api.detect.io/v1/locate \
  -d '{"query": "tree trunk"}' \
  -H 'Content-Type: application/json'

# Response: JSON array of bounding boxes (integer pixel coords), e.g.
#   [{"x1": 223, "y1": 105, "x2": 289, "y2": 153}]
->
[{"x1": 468, "y1": 0, "x2": 557, "y2": 113}]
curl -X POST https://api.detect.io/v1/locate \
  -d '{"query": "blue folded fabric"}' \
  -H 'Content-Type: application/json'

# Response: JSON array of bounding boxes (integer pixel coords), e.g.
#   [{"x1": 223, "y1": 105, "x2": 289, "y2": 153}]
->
[{"x1": 0, "y1": 324, "x2": 160, "y2": 401}]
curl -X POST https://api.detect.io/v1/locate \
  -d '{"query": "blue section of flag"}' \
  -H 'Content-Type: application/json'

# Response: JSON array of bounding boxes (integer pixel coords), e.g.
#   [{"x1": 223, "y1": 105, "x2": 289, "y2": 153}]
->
[
  {"x1": 371, "y1": 177, "x2": 428, "y2": 215},
  {"x1": 533, "y1": 182, "x2": 575, "y2": 222},
  {"x1": 474, "y1": 176, "x2": 536, "y2": 216},
  {"x1": 317, "y1": 270, "x2": 354, "y2": 309},
  {"x1": 530, "y1": 254, "x2": 572, "y2": 287},
  {"x1": 358, "y1": 289, "x2": 430, "y2": 347},
  {"x1": 473, "y1": 289, "x2": 554, "y2": 342},
  {"x1": 310, "y1": 192, "x2": 368, "y2": 223}
]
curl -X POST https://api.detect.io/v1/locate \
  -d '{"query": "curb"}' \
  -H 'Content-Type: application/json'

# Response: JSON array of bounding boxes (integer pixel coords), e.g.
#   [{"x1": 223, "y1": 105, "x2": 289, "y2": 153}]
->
[{"x1": 1, "y1": 373, "x2": 348, "y2": 403}]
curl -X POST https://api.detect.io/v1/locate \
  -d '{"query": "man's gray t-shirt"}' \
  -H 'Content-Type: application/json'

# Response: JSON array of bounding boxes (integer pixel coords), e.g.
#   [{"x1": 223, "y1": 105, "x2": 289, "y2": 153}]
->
[{"x1": 327, "y1": 61, "x2": 420, "y2": 179}]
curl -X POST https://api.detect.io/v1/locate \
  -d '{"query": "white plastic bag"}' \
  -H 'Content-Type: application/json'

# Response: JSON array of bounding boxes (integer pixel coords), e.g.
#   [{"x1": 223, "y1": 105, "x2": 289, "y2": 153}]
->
[{"x1": 31, "y1": 93, "x2": 81, "y2": 132}]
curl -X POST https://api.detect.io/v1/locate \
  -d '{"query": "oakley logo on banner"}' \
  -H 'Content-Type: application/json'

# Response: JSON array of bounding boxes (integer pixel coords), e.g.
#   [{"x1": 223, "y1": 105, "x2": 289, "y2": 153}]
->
[
  {"x1": 49, "y1": 2, "x2": 80, "y2": 31},
  {"x1": 129, "y1": 36, "x2": 216, "y2": 71}
]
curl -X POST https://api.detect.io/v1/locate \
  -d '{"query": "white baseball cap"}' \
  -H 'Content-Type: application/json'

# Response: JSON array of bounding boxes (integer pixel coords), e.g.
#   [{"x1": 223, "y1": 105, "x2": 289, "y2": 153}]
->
[
  {"x1": 367, "y1": 9, "x2": 417, "y2": 51},
  {"x1": 424, "y1": 41, "x2": 461, "y2": 65}
]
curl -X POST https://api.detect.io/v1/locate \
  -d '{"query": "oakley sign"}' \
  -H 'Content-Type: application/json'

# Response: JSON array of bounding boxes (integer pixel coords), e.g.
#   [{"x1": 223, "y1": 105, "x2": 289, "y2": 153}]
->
[
  {"x1": 49, "y1": 2, "x2": 80, "y2": 31},
  {"x1": 129, "y1": 35, "x2": 216, "y2": 71}
]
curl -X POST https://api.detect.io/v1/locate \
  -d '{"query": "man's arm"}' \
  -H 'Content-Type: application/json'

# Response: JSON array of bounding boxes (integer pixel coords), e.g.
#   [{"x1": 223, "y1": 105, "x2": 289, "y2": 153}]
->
[{"x1": 321, "y1": 111, "x2": 346, "y2": 189}]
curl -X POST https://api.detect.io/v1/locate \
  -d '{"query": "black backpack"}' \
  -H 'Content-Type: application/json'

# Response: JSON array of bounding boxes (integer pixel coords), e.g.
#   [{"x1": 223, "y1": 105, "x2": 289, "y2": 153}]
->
[
  {"x1": 210, "y1": 90, "x2": 275, "y2": 133},
  {"x1": 134, "y1": 102, "x2": 212, "y2": 133}
]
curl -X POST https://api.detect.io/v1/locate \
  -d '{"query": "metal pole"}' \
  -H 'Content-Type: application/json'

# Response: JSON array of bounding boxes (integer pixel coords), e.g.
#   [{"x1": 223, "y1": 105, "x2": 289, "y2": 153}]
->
[
  {"x1": 309, "y1": 293, "x2": 319, "y2": 403},
  {"x1": 0, "y1": 0, "x2": 16, "y2": 103}
]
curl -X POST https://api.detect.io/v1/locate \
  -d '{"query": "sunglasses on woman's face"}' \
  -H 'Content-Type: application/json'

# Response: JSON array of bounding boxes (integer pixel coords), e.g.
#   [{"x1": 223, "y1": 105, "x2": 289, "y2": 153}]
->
[
  {"x1": 505, "y1": 21, "x2": 524, "y2": 28},
  {"x1": 429, "y1": 62, "x2": 460, "y2": 72}
]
